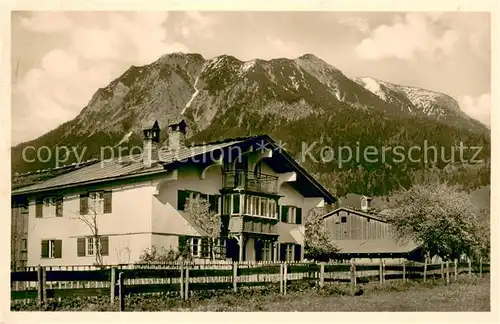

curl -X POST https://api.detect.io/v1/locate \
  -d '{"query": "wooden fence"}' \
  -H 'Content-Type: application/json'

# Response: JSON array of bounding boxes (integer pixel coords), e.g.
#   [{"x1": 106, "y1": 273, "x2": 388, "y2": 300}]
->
[{"x1": 11, "y1": 259, "x2": 489, "y2": 310}]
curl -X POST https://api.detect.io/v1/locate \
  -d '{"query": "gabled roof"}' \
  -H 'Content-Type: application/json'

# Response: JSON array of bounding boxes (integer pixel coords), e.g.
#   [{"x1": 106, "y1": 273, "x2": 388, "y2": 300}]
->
[
  {"x1": 12, "y1": 135, "x2": 336, "y2": 204},
  {"x1": 322, "y1": 207, "x2": 385, "y2": 222}
]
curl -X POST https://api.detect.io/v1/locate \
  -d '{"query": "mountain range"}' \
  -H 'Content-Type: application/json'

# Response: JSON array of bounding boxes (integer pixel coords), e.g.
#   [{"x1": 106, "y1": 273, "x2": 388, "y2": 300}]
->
[{"x1": 11, "y1": 53, "x2": 490, "y2": 196}]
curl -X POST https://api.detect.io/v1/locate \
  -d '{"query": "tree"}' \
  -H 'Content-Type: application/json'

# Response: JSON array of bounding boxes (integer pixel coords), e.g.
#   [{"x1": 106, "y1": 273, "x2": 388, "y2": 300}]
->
[
  {"x1": 184, "y1": 196, "x2": 221, "y2": 261},
  {"x1": 384, "y1": 183, "x2": 488, "y2": 261},
  {"x1": 304, "y1": 208, "x2": 339, "y2": 261}
]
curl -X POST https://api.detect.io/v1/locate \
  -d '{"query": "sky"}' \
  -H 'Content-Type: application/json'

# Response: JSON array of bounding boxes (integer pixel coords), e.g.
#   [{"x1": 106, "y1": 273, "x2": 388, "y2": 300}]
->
[{"x1": 11, "y1": 11, "x2": 491, "y2": 145}]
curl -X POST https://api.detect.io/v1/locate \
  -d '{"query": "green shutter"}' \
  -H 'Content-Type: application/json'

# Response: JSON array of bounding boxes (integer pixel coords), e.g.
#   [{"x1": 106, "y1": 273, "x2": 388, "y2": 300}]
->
[
  {"x1": 279, "y1": 243, "x2": 287, "y2": 261},
  {"x1": 178, "y1": 235, "x2": 188, "y2": 254},
  {"x1": 54, "y1": 240, "x2": 62, "y2": 258},
  {"x1": 55, "y1": 196, "x2": 63, "y2": 217},
  {"x1": 294, "y1": 244, "x2": 302, "y2": 262},
  {"x1": 233, "y1": 194, "x2": 240, "y2": 214},
  {"x1": 77, "y1": 238, "x2": 85, "y2": 257},
  {"x1": 103, "y1": 191, "x2": 112, "y2": 214},
  {"x1": 177, "y1": 190, "x2": 188, "y2": 211},
  {"x1": 201, "y1": 237, "x2": 209, "y2": 258},
  {"x1": 80, "y1": 193, "x2": 89, "y2": 215},
  {"x1": 100, "y1": 236, "x2": 109, "y2": 256},
  {"x1": 296, "y1": 208, "x2": 302, "y2": 224},
  {"x1": 36, "y1": 198, "x2": 43, "y2": 218},
  {"x1": 281, "y1": 206, "x2": 289, "y2": 223},
  {"x1": 208, "y1": 195, "x2": 217, "y2": 213},
  {"x1": 41, "y1": 240, "x2": 49, "y2": 258}
]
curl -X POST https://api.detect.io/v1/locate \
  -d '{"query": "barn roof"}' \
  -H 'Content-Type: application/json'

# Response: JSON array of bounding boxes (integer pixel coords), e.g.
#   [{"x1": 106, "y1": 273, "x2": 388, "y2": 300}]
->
[{"x1": 322, "y1": 207, "x2": 386, "y2": 222}]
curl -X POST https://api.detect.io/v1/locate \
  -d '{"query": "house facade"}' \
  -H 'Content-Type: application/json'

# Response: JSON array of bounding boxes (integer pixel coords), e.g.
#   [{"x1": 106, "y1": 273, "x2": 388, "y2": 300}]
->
[
  {"x1": 322, "y1": 198, "x2": 423, "y2": 263},
  {"x1": 11, "y1": 120, "x2": 336, "y2": 267}
]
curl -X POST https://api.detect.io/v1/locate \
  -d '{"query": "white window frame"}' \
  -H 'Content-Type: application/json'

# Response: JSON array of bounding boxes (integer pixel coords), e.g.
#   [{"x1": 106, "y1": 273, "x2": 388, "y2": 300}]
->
[
  {"x1": 87, "y1": 237, "x2": 95, "y2": 256},
  {"x1": 89, "y1": 191, "x2": 104, "y2": 214},
  {"x1": 287, "y1": 207, "x2": 297, "y2": 224},
  {"x1": 262, "y1": 241, "x2": 272, "y2": 261},
  {"x1": 190, "y1": 237, "x2": 200, "y2": 257},
  {"x1": 286, "y1": 244, "x2": 294, "y2": 262},
  {"x1": 48, "y1": 240, "x2": 56, "y2": 259}
]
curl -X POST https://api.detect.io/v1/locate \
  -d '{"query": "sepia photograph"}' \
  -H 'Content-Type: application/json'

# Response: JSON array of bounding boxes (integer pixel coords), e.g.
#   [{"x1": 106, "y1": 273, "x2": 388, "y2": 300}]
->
[{"x1": 6, "y1": 6, "x2": 494, "y2": 317}]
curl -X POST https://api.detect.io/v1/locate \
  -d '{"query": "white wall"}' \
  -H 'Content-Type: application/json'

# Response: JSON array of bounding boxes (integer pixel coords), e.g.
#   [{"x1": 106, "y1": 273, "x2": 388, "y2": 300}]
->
[{"x1": 26, "y1": 180, "x2": 156, "y2": 266}]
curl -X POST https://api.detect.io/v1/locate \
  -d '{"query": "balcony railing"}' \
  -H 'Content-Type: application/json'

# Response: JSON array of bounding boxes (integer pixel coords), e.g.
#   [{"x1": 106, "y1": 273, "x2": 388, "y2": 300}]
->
[
  {"x1": 243, "y1": 218, "x2": 278, "y2": 235},
  {"x1": 222, "y1": 170, "x2": 278, "y2": 194}
]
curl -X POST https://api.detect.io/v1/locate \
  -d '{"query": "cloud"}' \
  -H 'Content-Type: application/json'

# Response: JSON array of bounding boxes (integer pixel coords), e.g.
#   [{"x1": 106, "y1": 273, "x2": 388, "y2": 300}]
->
[
  {"x1": 459, "y1": 94, "x2": 491, "y2": 127},
  {"x1": 264, "y1": 36, "x2": 302, "y2": 59},
  {"x1": 179, "y1": 11, "x2": 218, "y2": 39},
  {"x1": 355, "y1": 13, "x2": 459, "y2": 61},
  {"x1": 12, "y1": 12, "x2": 191, "y2": 145},
  {"x1": 339, "y1": 17, "x2": 369, "y2": 33}
]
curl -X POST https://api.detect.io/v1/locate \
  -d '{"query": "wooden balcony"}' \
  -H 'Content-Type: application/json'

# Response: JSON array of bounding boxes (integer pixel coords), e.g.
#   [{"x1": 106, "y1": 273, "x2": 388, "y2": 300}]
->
[
  {"x1": 222, "y1": 170, "x2": 278, "y2": 194},
  {"x1": 242, "y1": 217, "x2": 278, "y2": 235}
]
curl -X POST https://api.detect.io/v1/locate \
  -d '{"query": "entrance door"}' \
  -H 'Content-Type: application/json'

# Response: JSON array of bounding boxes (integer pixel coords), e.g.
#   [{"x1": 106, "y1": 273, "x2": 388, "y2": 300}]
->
[{"x1": 226, "y1": 238, "x2": 239, "y2": 261}]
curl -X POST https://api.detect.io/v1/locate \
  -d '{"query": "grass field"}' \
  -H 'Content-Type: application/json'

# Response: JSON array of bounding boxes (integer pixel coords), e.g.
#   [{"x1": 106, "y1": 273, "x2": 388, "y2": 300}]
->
[{"x1": 12, "y1": 275, "x2": 490, "y2": 312}]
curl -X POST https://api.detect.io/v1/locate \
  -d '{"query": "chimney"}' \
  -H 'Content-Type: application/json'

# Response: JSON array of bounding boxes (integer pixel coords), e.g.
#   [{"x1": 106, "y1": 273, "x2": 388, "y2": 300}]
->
[
  {"x1": 142, "y1": 120, "x2": 160, "y2": 168},
  {"x1": 360, "y1": 196, "x2": 372, "y2": 212},
  {"x1": 167, "y1": 119, "x2": 187, "y2": 151}
]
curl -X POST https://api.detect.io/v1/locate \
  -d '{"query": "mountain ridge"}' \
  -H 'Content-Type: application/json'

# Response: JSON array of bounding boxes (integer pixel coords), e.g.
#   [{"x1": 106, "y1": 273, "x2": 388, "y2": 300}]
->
[{"x1": 11, "y1": 52, "x2": 490, "y2": 196}]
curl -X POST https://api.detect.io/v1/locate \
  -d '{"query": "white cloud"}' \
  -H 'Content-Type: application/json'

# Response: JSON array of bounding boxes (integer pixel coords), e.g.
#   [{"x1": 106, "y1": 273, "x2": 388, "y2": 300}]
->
[
  {"x1": 179, "y1": 11, "x2": 218, "y2": 39},
  {"x1": 355, "y1": 13, "x2": 459, "y2": 61},
  {"x1": 339, "y1": 17, "x2": 369, "y2": 33},
  {"x1": 459, "y1": 93, "x2": 491, "y2": 127},
  {"x1": 264, "y1": 36, "x2": 301, "y2": 59},
  {"x1": 13, "y1": 12, "x2": 192, "y2": 145}
]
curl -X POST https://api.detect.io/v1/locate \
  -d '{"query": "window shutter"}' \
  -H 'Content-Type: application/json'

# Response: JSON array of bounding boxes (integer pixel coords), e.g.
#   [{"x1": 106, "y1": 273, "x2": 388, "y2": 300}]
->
[
  {"x1": 80, "y1": 193, "x2": 89, "y2": 215},
  {"x1": 177, "y1": 190, "x2": 188, "y2": 211},
  {"x1": 77, "y1": 238, "x2": 86, "y2": 257},
  {"x1": 201, "y1": 237, "x2": 209, "y2": 258},
  {"x1": 103, "y1": 191, "x2": 112, "y2": 214},
  {"x1": 36, "y1": 198, "x2": 43, "y2": 218},
  {"x1": 178, "y1": 235, "x2": 188, "y2": 253},
  {"x1": 279, "y1": 243, "x2": 287, "y2": 262},
  {"x1": 254, "y1": 240, "x2": 262, "y2": 262},
  {"x1": 55, "y1": 196, "x2": 63, "y2": 217},
  {"x1": 100, "y1": 236, "x2": 109, "y2": 256},
  {"x1": 54, "y1": 240, "x2": 62, "y2": 258},
  {"x1": 232, "y1": 194, "x2": 240, "y2": 214},
  {"x1": 41, "y1": 240, "x2": 49, "y2": 258},
  {"x1": 294, "y1": 244, "x2": 302, "y2": 262},
  {"x1": 281, "y1": 206, "x2": 289, "y2": 222},
  {"x1": 296, "y1": 208, "x2": 302, "y2": 225},
  {"x1": 208, "y1": 195, "x2": 217, "y2": 213}
]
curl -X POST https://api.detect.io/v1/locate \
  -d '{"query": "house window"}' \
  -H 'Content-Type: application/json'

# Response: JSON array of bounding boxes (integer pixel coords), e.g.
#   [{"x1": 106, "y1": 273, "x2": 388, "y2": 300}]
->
[
  {"x1": 281, "y1": 206, "x2": 302, "y2": 224},
  {"x1": 41, "y1": 239, "x2": 62, "y2": 259},
  {"x1": 87, "y1": 237, "x2": 95, "y2": 256},
  {"x1": 21, "y1": 238, "x2": 27, "y2": 251},
  {"x1": 286, "y1": 244, "x2": 294, "y2": 262},
  {"x1": 191, "y1": 237, "x2": 200, "y2": 257},
  {"x1": 242, "y1": 195, "x2": 277, "y2": 218},
  {"x1": 77, "y1": 236, "x2": 109, "y2": 257},
  {"x1": 262, "y1": 241, "x2": 272, "y2": 261},
  {"x1": 341, "y1": 216, "x2": 347, "y2": 223}
]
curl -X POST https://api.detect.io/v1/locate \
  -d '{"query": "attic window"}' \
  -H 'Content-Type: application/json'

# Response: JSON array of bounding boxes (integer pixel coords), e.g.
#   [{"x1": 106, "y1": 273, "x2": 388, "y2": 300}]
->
[{"x1": 341, "y1": 216, "x2": 347, "y2": 223}]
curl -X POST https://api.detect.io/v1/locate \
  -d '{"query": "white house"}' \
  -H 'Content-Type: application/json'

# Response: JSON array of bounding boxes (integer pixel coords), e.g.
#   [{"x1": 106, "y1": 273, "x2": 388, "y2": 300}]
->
[{"x1": 11, "y1": 120, "x2": 336, "y2": 266}]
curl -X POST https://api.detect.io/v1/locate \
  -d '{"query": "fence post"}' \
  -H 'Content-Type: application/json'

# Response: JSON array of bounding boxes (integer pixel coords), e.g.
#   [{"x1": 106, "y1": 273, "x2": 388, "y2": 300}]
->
[
  {"x1": 402, "y1": 260, "x2": 406, "y2": 283},
  {"x1": 468, "y1": 257, "x2": 472, "y2": 277},
  {"x1": 440, "y1": 261, "x2": 444, "y2": 279},
  {"x1": 37, "y1": 265, "x2": 44, "y2": 305},
  {"x1": 319, "y1": 262, "x2": 325, "y2": 288},
  {"x1": 445, "y1": 261, "x2": 450, "y2": 285},
  {"x1": 118, "y1": 272, "x2": 125, "y2": 311},
  {"x1": 110, "y1": 267, "x2": 116, "y2": 304},
  {"x1": 349, "y1": 259, "x2": 356, "y2": 295},
  {"x1": 180, "y1": 262, "x2": 184, "y2": 299},
  {"x1": 454, "y1": 259, "x2": 458, "y2": 281},
  {"x1": 279, "y1": 263, "x2": 284, "y2": 295},
  {"x1": 283, "y1": 262, "x2": 287, "y2": 296},
  {"x1": 423, "y1": 257, "x2": 427, "y2": 282},
  {"x1": 232, "y1": 262, "x2": 238, "y2": 293},
  {"x1": 479, "y1": 257, "x2": 483, "y2": 278},
  {"x1": 382, "y1": 259, "x2": 386, "y2": 284},
  {"x1": 184, "y1": 266, "x2": 189, "y2": 300},
  {"x1": 379, "y1": 259, "x2": 383, "y2": 285}
]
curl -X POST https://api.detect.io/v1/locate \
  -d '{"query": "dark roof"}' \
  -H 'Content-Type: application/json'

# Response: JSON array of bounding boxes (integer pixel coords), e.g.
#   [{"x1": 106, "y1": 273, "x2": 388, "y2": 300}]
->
[
  {"x1": 322, "y1": 207, "x2": 385, "y2": 222},
  {"x1": 12, "y1": 135, "x2": 336, "y2": 204}
]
